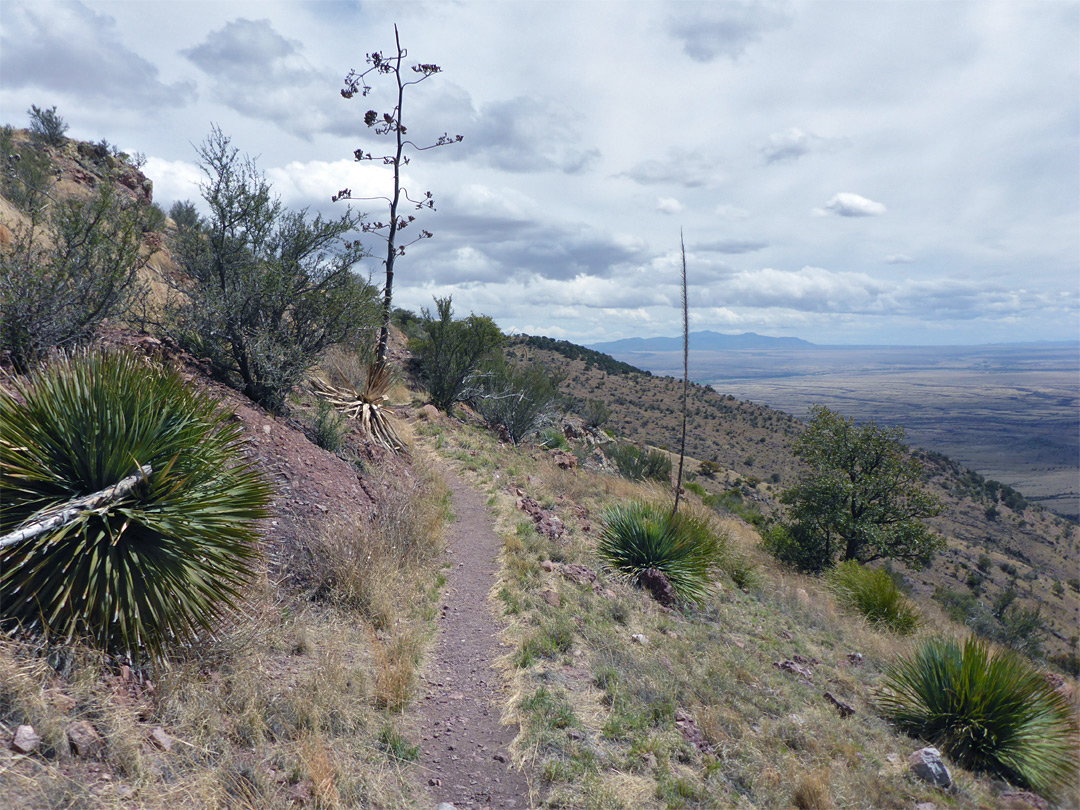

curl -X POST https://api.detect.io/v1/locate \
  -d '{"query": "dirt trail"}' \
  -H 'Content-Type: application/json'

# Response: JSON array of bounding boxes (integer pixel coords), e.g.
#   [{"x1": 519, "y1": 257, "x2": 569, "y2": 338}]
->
[{"x1": 417, "y1": 467, "x2": 531, "y2": 810}]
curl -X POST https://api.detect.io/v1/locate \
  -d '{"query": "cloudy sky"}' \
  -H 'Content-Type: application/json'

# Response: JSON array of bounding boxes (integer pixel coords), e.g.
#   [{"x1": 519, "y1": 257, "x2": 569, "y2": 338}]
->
[{"x1": 2, "y1": 0, "x2": 1077, "y2": 345}]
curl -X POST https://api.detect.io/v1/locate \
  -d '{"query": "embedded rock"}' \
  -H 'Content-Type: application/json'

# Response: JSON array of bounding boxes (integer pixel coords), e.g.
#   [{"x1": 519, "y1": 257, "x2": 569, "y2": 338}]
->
[{"x1": 908, "y1": 746, "x2": 951, "y2": 788}]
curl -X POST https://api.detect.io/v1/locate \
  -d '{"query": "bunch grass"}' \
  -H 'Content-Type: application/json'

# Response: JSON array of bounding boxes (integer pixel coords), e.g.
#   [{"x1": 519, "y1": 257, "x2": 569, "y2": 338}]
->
[
  {"x1": 877, "y1": 635, "x2": 1078, "y2": 796},
  {"x1": 826, "y1": 560, "x2": 921, "y2": 634}
]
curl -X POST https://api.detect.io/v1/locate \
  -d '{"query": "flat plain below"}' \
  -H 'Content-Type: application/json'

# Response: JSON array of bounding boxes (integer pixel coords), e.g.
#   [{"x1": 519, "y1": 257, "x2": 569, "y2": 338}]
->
[{"x1": 608, "y1": 342, "x2": 1080, "y2": 519}]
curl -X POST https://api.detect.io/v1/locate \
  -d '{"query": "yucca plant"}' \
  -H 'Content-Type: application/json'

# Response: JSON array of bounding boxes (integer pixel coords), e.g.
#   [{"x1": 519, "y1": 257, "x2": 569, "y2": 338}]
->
[
  {"x1": 878, "y1": 636, "x2": 1078, "y2": 796},
  {"x1": 826, "y1": 560, "x2": 921, "y2": 634},
  {"x1": 1, "y1": 350, "x2": 271, "y2": 661},
  {"x1": 598, "y1": 501, "x2": 726, "y2": 606}
]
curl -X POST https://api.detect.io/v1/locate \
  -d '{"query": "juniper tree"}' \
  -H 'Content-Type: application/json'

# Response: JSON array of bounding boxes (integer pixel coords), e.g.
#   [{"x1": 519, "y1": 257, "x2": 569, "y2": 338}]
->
[{"x1": 335, "y1": 25, "x2": 462, "y2": 368}]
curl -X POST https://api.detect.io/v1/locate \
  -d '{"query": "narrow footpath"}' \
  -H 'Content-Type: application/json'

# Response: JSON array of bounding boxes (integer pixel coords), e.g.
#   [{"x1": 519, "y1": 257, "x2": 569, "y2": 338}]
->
[{"x1": 417, "y1": 467, "x2": 532, "y2": 810}]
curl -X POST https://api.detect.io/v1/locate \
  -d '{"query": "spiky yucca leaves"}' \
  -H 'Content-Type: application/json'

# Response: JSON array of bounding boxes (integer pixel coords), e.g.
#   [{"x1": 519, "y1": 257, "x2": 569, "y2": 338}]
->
[
  {"x1": 0, "y1": 350, "x2": 271, "y2": 660},
  {"x1": 826, "y1": 560, "x2": 921, "y2": 634},
  {"x1": 878, "y1": 636, "x2": 1078, "y2": 796},
  {"x1": 598, "y1": 501, "x2": 726, "y2": 605}
]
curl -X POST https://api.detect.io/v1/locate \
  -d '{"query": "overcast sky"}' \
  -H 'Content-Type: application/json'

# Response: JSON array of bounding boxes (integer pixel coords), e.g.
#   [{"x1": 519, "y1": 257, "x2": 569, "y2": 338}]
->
[{"x1": 2, "y1": 0, "x2": 1077, "y2": 345}]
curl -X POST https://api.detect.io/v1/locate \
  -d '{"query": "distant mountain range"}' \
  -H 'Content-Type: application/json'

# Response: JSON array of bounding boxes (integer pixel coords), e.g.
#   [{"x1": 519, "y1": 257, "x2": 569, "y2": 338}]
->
[{"x1": 588, "y1": 331, "x2": 815, "y2": 353}]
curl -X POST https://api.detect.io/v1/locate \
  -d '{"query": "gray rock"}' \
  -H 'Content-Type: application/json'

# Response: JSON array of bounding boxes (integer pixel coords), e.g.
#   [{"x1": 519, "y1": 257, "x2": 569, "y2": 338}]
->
[
  {"x1": 436, "y1": 804, "x2": 458, "y2": 810},
  {"x1": 908, "y1": 746, "x2": 951, "y2": 788},
  {"x1": 12, "y1": 724, "x2": 40, "y2": 754}
]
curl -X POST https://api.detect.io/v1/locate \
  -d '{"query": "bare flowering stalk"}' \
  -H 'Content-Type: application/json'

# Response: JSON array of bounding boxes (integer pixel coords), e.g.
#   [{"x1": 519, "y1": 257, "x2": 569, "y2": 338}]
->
[{"x1": 335, "y1": 25, "x2": 462, "y2": 368}]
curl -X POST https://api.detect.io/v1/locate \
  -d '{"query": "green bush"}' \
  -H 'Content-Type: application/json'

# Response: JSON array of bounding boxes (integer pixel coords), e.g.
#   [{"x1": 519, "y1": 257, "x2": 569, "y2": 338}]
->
[
  {"x1": 581, "y1": 398, "x2": 611, "y2": 429},
  {"x1": 826, "y1": 561, "x2": 921, "y2": 634},
  {"x1": 472, "y1": 361, "x2": 559, "y2": 445},
  {"x1": 878, "y1": 636, "x2": 1077, "y2": 796},
  {"x1": 168, "y1": 128, "x2": 378, "y2": 413},
  {"x1": 0, "y1": 182, "x2": 147, "y2": 371},
  {"x1": 606, "y1": 443, "x2": 671, "y2": 483},
  {"x1": 168, "y1": 199, "x2": 201, "y2": 230},
  {"x1": 410, "y1": 296, "x2": 503, "y2": 416},
  {"x1": 0, "y1": 350, "x2": 270, "y2": 661},
  {"x1": 27, "y1": 104, "x2": 68, "y2": 146},
  {"x1": 598, "y1": 501, "x2": 726, "y2": 605}
]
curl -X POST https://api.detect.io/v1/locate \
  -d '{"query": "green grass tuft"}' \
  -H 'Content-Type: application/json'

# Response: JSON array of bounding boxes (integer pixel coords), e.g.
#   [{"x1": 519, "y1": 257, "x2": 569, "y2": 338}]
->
[
  {"x1": 826, "y1": 561, "x2": 921, "y2": 634},
  {"x1": 877, "y1": 636, "x2": 1078, "y2": 796},
  {"x1": 598, "y1": 501, "x2": 726, "y2": 605}
]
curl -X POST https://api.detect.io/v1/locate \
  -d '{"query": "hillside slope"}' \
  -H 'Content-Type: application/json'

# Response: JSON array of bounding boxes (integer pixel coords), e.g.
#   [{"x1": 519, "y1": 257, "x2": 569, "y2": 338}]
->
[{"x1": 510, "y1": 335, "x2": 1079, "y2": 662}]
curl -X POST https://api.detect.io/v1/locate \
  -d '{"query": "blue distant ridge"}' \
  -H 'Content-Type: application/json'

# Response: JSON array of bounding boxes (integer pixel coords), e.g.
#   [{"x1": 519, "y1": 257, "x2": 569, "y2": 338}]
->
[{"x1": 589, "y1": 331, "x2": 815, "y2": 353}]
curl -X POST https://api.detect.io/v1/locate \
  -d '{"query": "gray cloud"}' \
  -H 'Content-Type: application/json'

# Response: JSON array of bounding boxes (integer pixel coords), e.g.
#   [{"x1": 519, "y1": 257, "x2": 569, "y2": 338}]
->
[
  {"x1": 0, "y1": 1, "x2": 194, "y2": 109},
  {"x1": 618, "y1": 148, "x2": 718, "y2": 188},
  {"x1": 666, "y1": 0, "x2": 789, "y2": 62},
  {"x1": 694, "y1": 238, "x2": 768, "y2": 254},
  {"x1": 182, "y1": 18, "x2": 334, "y2": 137},
  {"x1": 450, "y1": 96, "x2": 600, "y2": 175},
  {"x1": 402, "y1": 199, "x2": 650, "y2": 284}
]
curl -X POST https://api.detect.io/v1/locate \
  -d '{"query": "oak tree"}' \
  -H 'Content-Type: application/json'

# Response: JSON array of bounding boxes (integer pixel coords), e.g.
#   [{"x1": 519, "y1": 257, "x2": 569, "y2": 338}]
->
[{"x1": 769, "y1": 406, "x2": 944, "y2": 571}]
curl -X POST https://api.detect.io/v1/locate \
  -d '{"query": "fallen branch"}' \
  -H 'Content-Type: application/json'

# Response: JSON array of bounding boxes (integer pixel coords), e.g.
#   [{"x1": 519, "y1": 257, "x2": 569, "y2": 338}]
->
[{"x1": 1, "y1": 463, "x2": 153, "y2": 549}]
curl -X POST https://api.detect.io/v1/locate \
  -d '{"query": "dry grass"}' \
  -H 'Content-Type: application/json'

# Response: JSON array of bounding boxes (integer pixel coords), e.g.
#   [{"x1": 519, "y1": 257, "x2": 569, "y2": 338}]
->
[
  {"x1": 0, "y1": 439, "x2": 450, "y2": 809},
  {"x1": 420, "y1": 418, "x2": 1075, "y2": 809}
]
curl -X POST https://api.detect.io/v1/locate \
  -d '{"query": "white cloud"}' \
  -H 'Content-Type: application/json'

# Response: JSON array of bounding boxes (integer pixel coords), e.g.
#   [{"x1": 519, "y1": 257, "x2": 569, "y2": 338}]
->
[
  {"x1": 815, "y1": 193, "x2": 887, "y2": 217},
  {"x1": 657, "y1": 197, "x2": 684, "y2": 214},
  {"x1": 885, "y1": 254, "x2": 914, "y2": 264}
]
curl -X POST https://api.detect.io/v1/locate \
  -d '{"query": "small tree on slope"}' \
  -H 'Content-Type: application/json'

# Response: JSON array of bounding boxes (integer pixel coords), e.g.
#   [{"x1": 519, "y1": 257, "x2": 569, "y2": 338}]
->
[{"x1": 767, "y1": 405, "x2": 944, "y2": 572}]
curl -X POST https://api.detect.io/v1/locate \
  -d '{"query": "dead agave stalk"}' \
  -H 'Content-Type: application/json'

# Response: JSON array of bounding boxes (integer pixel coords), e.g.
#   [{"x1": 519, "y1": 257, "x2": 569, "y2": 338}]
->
[{"x1": 309, "y1": 364, "x2": 407, "y2": 454}]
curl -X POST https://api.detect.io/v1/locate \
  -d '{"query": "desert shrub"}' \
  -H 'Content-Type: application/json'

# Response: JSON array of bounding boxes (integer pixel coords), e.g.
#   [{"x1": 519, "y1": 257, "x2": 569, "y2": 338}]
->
[
  {"x1": 168, "y1": 128, "x2": 379, "y2": 413},
  {"x1": 826, "y1": 561, "x2": 920, "y2": 634},
  {"x1": 538, "y1": 427, "x2": 569, "y2": 450},
  {"x1": 0, "y1": 350, "x2": 270, "y2": 661},
  {"x1": 0, "y1": 182, "x2": 147, "y2": 371},
  {"x1": 142, "y1": 201, "x2": 167, "y2": 233},
  {"x1": 704, "y1": 487, "x2": 766, "y2": 529},
  {"x1": 598, "y1": 501, "x2": 727, "y2": 605},
  {"x1": 935, "y1": 586, "x2": 1049, "y2": 659},
  {"x1": 698, "y1": 459, "x2": 722, "y2": 478},
  {"x1": 168, "y1": 199, "x2": 201, "y2": 230},
  {"x1": 0, "y1": 129, "x2": 54, "y2": 212},
  {"x1": 580, "y1": 398, "x2": 611, "y2": 429},
  {"x1": 606, "y1": 443, "x2": 671, "y2": 483},
  {"x1": 878, "y1": 636, "x2": 1078, "y2": 795},
  {"x1": 761, "y1": 522, "x2": 832, "y2": 573},
  {"x1": 472, "y1": 361, "x2": 559, "y2": 445},
  {"x1": 410, "y1": 296, "x2": 503, "y2": 415},
  {"x1": 27, "y1": 104, "x2": 68, "y2": 146}
]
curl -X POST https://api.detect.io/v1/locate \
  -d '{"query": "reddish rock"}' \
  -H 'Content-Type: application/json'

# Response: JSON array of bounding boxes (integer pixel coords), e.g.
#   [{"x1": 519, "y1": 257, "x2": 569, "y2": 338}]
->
[
  {"x1": 999, "y1": 789, "x2": 1049, "y2": 809},
  {"x1": 675, "y1": 710, "x2": 713, "y2": 754},
  {"x1": 548, "y1": 449, "x2": 577, "y2": 469},
  {"x1": 639, "y1": 567, "x2": 676, "y2": 606},
  {"x1": 540, "y1": 588, "x2": 561, "y2": 607},
  {"x1": 67, "y1": 719, "x2": 104, "y2": 760}
]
